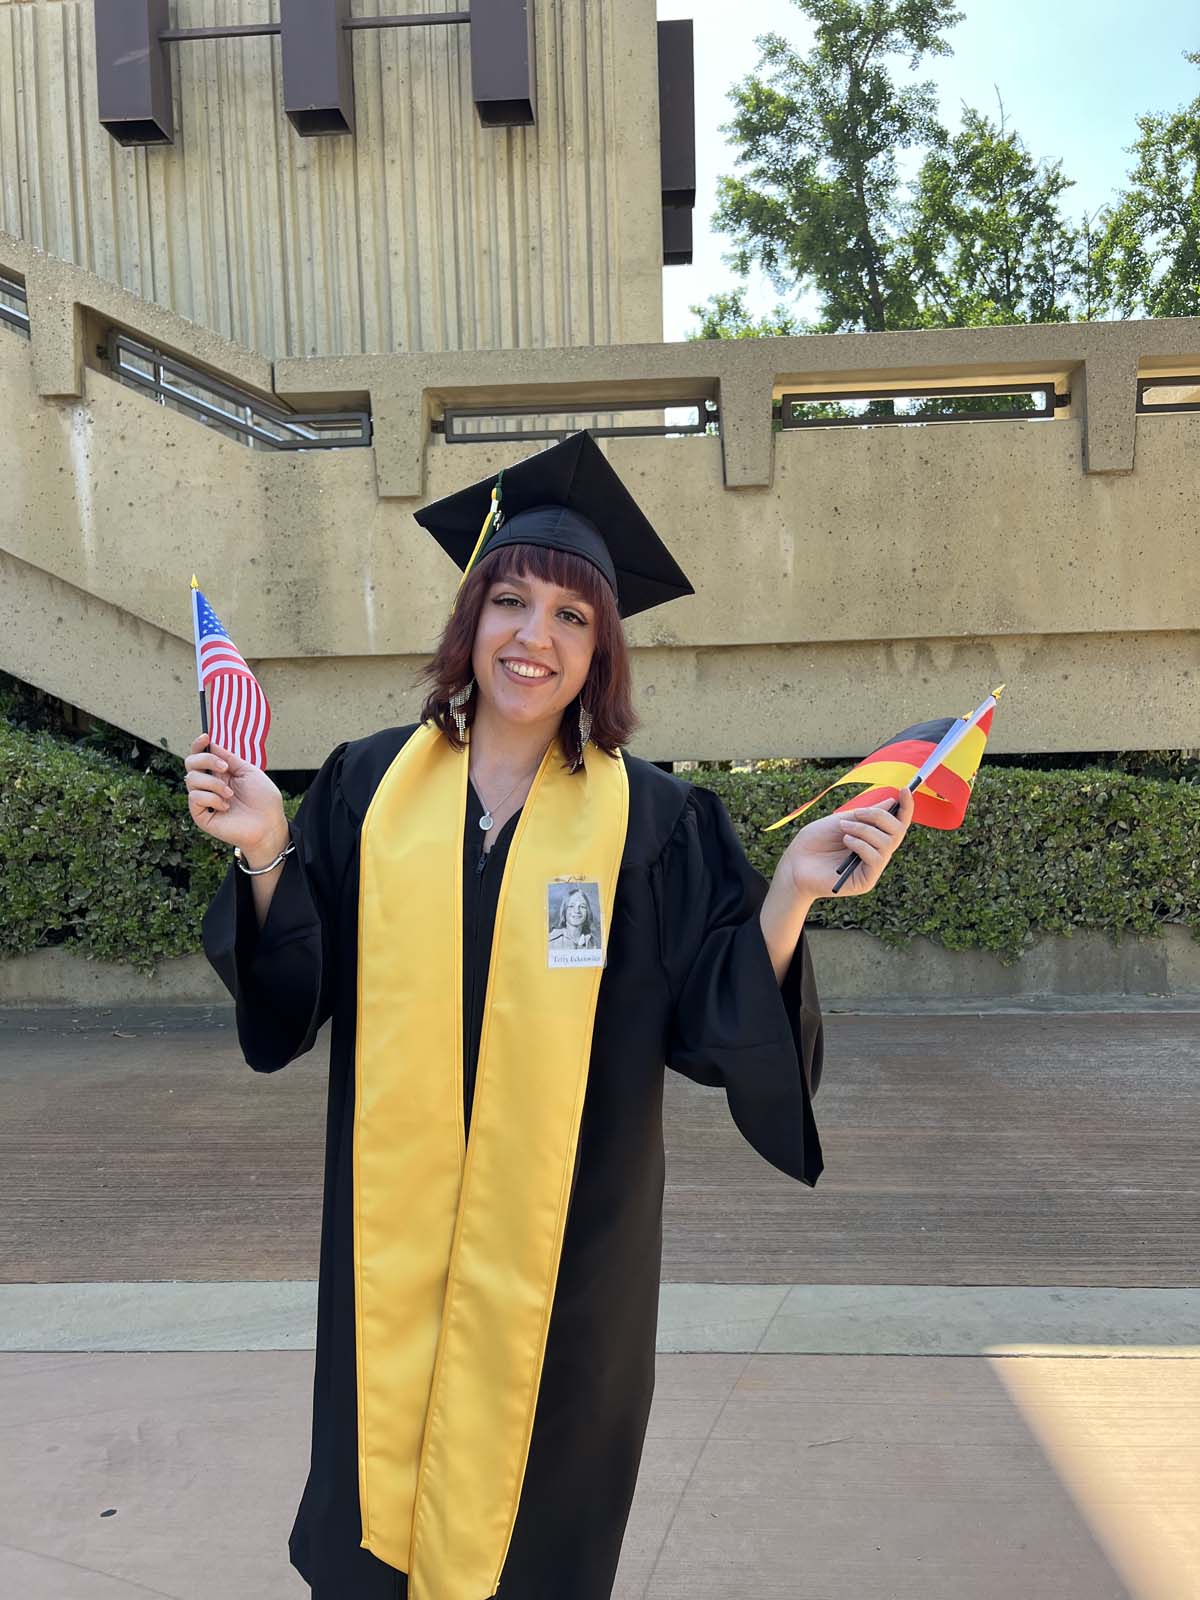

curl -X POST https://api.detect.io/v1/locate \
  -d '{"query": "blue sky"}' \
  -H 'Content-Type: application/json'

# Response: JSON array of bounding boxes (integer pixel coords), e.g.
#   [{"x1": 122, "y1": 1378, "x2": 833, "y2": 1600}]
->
[{"x1": 658, "y1": 0, "x2": 1199, "y2": 340}]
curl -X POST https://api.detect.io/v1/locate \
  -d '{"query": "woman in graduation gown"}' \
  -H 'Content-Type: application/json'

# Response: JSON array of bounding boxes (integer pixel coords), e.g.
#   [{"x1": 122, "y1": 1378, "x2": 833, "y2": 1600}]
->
[{"x1": 188, "y1": 431, "x2": 913, "y2": 1600}]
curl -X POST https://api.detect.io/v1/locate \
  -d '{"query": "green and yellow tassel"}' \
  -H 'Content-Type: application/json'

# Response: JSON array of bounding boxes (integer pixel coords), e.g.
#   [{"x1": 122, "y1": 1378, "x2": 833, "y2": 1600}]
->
[{"x1": 457, "y1": 470, "x2": 505, "y2": 591}]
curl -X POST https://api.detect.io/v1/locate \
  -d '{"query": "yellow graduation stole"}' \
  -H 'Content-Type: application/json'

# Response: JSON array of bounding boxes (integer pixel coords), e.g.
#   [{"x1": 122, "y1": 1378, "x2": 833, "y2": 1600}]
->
[{"x1": 353, "y1": 720, "x2": 630, "y2": 1597}]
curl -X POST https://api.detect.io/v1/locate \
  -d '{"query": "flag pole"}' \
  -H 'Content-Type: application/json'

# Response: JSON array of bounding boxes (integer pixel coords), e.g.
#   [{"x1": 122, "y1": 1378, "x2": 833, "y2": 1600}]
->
[
  {"x1": 190, "y1": 576, "x2": 210, "y2": 736},
  {"x1": 830, "y1": 685, "x2": 1005, "y2": 895}
]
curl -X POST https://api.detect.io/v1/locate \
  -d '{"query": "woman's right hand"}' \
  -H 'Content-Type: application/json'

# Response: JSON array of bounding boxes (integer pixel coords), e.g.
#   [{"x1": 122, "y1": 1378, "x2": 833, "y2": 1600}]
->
[{"x1": 184, "y1": 733, "x2": 289, "y2": 858}]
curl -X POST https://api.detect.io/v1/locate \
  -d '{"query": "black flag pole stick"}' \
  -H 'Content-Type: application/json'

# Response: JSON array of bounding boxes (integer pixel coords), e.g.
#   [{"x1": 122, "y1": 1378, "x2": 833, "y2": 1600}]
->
[
  {"x1": 830, "y1": 788, "x2": 910, "y2": 896},
  {"x1": 191, "y1": 574, "x2": 209, "y2": 736},
  {"x1": 191, "y1": 576, "x2": 216, "y2": 818}
]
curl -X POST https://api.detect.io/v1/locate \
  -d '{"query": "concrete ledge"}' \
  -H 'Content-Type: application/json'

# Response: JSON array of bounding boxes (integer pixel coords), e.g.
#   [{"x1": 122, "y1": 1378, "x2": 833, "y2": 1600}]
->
[
  {"x1": 2, "y1": 926, "x2": 1197, "y2": 1009},
  {"x1": 809, "y1": 923, "x2": 1200, "y2": 1009}
]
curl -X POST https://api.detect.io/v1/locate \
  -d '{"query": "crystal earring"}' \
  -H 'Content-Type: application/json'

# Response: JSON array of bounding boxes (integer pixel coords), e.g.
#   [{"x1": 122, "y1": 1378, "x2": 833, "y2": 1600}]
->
[
  {"x1": 572, "y1": 701, "x2": 593, "y2": 771},
  {"x1": 447, "y1": 680, "x2": 474, "y2": 743}
]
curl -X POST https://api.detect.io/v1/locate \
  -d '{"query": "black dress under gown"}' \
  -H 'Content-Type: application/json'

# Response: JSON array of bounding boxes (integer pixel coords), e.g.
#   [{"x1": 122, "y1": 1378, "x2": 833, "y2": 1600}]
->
[{"x1": 201, "y1": 723, "x2": 824, "y2": 1599}]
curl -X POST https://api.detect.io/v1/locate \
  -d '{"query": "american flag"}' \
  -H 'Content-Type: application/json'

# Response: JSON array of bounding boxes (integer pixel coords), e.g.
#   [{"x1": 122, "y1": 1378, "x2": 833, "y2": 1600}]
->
[{"x1": 191, "y1": 580, "x2": 272, "y2": 768}]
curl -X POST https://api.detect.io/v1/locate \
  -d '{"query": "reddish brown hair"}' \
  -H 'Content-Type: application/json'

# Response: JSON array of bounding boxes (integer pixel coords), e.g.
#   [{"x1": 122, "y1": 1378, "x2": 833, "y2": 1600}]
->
[{"x1": 418, "y1": 541, "x2": 637, "y2": 767}]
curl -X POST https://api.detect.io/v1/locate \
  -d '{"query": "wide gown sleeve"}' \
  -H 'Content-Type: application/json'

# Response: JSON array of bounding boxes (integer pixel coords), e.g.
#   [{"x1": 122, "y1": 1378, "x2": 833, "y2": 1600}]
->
[
  {"x1": 657, "y1": 783, "x2": 825, "y2": 1186},
  {"x1": 200, "y1": 740, "x2": 353, "y2": 1073}
]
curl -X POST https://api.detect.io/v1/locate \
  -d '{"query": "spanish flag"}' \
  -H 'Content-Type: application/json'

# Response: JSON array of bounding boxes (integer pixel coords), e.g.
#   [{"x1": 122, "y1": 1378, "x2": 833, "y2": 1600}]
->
[{"x1": 764, "y1": 692, "x2": 1001, "y2": 833}]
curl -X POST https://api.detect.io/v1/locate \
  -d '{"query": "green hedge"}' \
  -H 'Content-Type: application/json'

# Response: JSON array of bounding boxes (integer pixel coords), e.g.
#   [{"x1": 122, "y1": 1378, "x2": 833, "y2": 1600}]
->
[
  {"x1": 0, "y1": 721, "x2": 301, "y2": 977},
  {"x1": 692, "y1": 764, "x2": 1200, "y2": 962},
  {"x1": 1, "y1": 720, "x2": 1197, "y2": 975}
]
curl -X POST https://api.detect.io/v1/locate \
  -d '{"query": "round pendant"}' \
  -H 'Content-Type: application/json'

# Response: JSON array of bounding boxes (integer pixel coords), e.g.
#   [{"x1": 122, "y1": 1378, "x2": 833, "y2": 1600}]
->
[{"x1": 479, "y1": 813, "x2": 494, "y2": 831}]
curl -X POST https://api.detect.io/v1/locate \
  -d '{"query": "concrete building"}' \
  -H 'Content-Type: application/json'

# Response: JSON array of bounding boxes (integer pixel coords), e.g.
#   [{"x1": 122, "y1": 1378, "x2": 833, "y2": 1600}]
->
[{"x1": 0, "y1": 0, "x2": 1197, "y2": 767}]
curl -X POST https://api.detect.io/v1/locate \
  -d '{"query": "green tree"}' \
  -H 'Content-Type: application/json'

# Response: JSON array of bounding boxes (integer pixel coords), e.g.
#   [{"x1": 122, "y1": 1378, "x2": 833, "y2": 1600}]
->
[
  {"x1": 709, "y1": 0, "x2": 963, "y2": 335},
  {"x1": 1076, "y1": 205, "x2": 1112, "y2": 323},
  {"x1": 688, "y1": 287, "x2": 808, "y2": 340},
  {"x1": 904, "y1": 100, "x2": 1085, "y2": 326},
  {"x1": 1095, "y1": 51, "x2": 1200, "y2": 317}
]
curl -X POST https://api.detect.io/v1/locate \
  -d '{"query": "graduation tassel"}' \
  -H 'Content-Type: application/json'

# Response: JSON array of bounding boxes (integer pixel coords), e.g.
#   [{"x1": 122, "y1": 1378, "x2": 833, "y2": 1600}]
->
[{"x1": 456, "y1": 469, "x2": 505, "y2": 591}]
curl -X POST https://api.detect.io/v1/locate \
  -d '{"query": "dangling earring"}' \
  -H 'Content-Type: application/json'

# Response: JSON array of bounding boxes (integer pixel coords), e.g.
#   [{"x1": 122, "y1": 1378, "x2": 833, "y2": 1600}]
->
[
  {"x1": 448, "y1": 680, "x2": 474, "y2": 744},
  {"x1": 572, "y1": 701, "x2": 593, "y2": 772}
]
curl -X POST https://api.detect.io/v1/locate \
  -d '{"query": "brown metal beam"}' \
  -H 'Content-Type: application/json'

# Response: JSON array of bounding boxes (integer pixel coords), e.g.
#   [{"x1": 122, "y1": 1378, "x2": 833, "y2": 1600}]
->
[
  {"x1": 281, "y1": 0, "x2": 356, "y2": 137},
  {"x1": 657, "y1": 19, "x2": 695, "y2": 267},
  {"x1": 469, "y1": 0, "x2": 536, "y2": 127},
  {"x1": 95, "y1": 0, "x2": 174, "y2": 147},
  {"x1": 96, "y1": 0, "x2": 533, "y2": 143}
]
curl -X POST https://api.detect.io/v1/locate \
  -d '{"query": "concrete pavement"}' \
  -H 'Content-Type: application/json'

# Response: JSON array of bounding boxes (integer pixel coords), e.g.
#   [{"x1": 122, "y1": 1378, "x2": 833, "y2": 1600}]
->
[{"x1": 1, "y1": 1004, "x2": 1197, "y2": 1599}]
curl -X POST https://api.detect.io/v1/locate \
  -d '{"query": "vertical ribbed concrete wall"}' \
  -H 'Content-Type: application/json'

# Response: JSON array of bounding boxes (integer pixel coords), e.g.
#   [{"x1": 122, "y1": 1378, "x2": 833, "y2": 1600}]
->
[{"x1": 0, "y1": 0, "x2": 663, "y2": 357}]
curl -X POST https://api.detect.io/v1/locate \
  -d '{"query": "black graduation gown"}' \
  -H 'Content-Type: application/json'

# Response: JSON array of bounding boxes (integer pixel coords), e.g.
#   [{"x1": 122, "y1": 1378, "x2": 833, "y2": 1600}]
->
[{"x1": 201, "y1": 723, "x2": 824, "y2": 1600}]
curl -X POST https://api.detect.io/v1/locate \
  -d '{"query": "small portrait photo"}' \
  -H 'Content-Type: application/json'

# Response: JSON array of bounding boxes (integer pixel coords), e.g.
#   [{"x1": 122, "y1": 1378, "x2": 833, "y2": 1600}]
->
[{"x1": 547, "y1": 879, "x2": 605, "y2": 969}]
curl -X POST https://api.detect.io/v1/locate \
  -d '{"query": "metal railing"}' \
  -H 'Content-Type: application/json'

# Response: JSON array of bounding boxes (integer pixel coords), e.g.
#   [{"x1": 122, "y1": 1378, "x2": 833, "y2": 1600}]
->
[
  {"x1": 435, "y1": 398, "x2": 717, "y2": 443},
  {"x1": 6, "y1": 282, "x2": 1198, "y2": 456},
  {"x1": 778, "y1": 382, "x2": 1065, "y2": 428},
  {"x1": 108, "y1": 332, "x2": 371, "y2": 450},
  {"x1": 0, "y1": 271, "x2": 30, "y2": 337},
  {"x1": 1137, "y1": 375, "x2": 1200, "y2": 413},
  {"x1": 429, "y1": 386, "x2": 1071, "y2": 445}
]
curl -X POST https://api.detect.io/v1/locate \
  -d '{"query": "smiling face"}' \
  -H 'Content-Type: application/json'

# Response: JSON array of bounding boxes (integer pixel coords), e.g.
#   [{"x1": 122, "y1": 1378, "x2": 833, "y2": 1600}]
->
[
  {"x1": 471, "y1": 568, "x2": 597, "y2": 732},
  {"x1": 420, "y1": 539, "x2": 635, "y2": 760},
  {"x1": 564, "y1": 890, "x2": 589, "y2": 927}
]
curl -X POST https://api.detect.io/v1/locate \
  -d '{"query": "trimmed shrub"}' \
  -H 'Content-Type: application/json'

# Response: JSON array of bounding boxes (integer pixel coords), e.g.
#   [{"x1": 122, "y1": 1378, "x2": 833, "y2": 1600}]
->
[
  {"x1": 692, "y1": 764, "x2": 1200, "y2": 963},
  {"x1": 1, "y1": 721, "x2": 1196, "y2": 974}
]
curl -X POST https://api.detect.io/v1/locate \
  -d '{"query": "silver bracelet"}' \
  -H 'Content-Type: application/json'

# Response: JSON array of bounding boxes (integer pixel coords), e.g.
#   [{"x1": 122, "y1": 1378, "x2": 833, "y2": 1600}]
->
[{"x1": 234, "y1": 839, "x2": 296, "y2": 876}]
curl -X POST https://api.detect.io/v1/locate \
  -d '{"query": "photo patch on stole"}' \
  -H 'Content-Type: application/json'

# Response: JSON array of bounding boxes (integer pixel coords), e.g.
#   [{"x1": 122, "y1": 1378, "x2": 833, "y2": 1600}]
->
[{"x1": 546, "y1": 878, "x2": 605, "y2": 968}]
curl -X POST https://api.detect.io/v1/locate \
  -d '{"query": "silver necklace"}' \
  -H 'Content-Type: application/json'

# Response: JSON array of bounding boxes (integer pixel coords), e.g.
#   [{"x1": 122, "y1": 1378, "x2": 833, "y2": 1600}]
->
[{"x1": 472, "y1": 759, "x2": 542, "y2": 832}]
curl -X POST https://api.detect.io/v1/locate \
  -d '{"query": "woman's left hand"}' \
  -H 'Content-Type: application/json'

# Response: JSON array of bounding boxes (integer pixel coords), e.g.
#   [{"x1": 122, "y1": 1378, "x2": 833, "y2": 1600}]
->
[{"x1": 778, "y1": 786, "x2": 915, "y2": 901}]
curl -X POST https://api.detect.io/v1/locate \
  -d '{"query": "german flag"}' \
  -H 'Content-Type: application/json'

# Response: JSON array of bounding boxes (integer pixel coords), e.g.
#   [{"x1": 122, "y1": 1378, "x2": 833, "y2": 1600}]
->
[{"x1": 764, "y1": 704, "x2": 996, "y2": 833}]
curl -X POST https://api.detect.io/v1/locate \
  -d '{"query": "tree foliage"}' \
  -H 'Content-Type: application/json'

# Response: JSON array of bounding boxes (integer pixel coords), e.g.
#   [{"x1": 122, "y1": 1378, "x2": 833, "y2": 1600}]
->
[
  {"x1": 689, "y1": 287, "x2": 809, "y2": 340},
  {"x1": 1094, "y1": 51, "x2": 1200, "y2": 317},
  {"x1": 904, "y1": 101, "x2": 1085, "y2": 326},
  {"x1": 692, "y1": 2, "x2": 1197, "y2": 338},
  {"x1": 708, "y1": 0, "x2": 962, "y2": 335}
]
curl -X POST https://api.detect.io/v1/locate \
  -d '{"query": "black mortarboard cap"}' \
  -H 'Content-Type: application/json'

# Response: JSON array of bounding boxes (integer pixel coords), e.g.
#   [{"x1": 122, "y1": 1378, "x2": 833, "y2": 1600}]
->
[{"x1": 413, "y1": 430, "x2": 695, "y2": 619}]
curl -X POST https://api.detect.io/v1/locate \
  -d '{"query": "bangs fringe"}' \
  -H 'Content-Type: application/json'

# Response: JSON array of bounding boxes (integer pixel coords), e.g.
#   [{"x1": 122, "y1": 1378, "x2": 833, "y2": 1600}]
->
[{"x1": 482, "y1": 542, "x2": 613, "y2": 613}]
